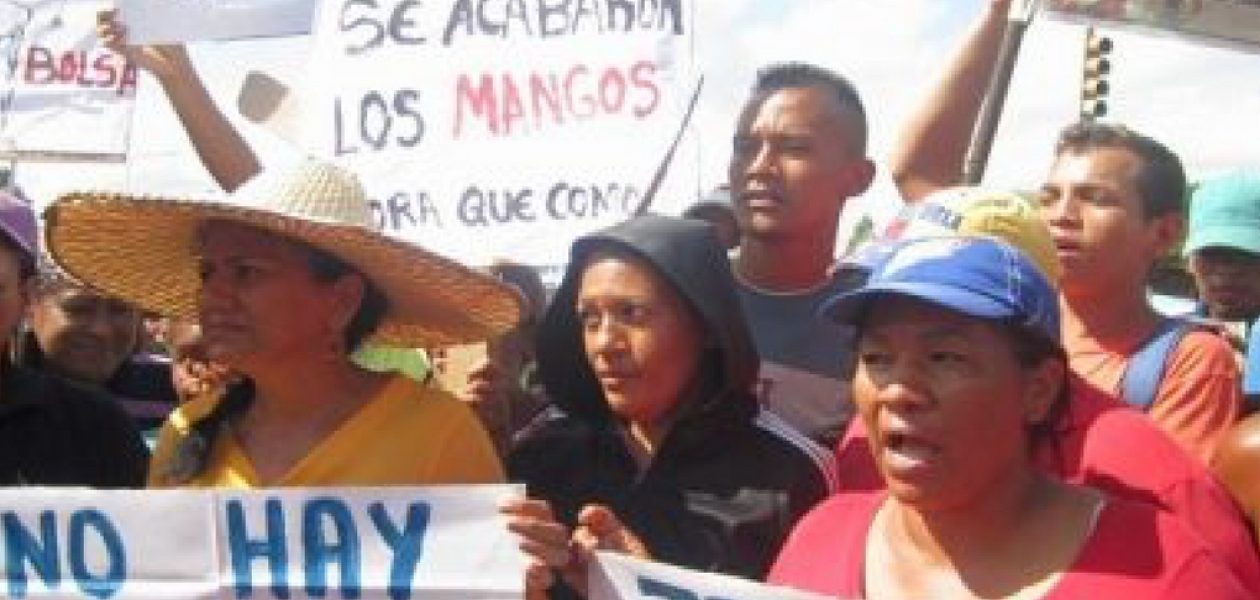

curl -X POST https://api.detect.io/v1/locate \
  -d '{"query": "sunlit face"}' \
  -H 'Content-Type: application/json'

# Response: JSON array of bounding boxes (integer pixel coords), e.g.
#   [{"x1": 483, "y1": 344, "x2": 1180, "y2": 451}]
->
[
  {"x1": 854, "y1": 297, "x2": 1060, "y2": 511},
  {"x1": 576, "y1": 254, "x2": 706, "y2": 428},
  {"x1": 30, "y1": 283, "x2": 140, "y2": 385},
  {"x1": 1190, "y1": 246, "x2": 1260, "y2": 322},
  {"x1": 1039, "y1": 147, "x2": 1180, "y2": 299},
  {"x1": 196, "y1": 222, "x2": 359, "y2": 373},
  {"x1": 728, "y1": 86, "x2": 872, "y2": 243}
]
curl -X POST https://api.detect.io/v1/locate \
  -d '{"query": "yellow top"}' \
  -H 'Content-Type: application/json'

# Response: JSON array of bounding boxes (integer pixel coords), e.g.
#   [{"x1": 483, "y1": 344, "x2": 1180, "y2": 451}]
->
[{"x1": 148, "y1": 375, "x2": 503, "y2": 488}]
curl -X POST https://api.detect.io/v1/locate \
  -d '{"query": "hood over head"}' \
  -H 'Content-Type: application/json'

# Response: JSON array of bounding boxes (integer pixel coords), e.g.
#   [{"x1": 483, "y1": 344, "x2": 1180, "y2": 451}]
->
[{"x1": 537, "y1": 215, "x2": 760, "y2": 425}]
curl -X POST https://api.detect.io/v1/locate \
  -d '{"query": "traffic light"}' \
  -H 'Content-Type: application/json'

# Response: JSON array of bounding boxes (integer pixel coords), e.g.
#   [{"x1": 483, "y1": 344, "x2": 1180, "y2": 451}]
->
[{"x1": 1080, "y1": 27, "x2": 1113, "y2": 121}]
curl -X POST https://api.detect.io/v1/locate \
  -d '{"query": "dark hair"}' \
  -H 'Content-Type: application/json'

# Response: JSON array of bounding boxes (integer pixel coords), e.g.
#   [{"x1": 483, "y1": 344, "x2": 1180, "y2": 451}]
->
[
  {"x1": 304, "y1": 245, "x2": 388, "y2": 352},
  {"x1": 1055, "y1": 122, "x2": 1187, "y2": 220},
  {"x1": 751, "y1": 62, "x2": 869, "y2": 154},
  {"x1": 1000, "y1": 321, "x2": 1070, "y2": 449},
  {"x1": 577, "y1": 244, "x2": 705, "y2": 327},
  {"x1": 488, "y1": 260, "x2": 547, "y2": 328}
]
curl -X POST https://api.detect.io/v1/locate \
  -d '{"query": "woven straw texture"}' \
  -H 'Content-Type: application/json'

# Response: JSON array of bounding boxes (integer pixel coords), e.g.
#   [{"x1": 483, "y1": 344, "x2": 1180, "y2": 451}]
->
[{"x1": 44, "y1": 161, "x2": 521, "y2": 348}]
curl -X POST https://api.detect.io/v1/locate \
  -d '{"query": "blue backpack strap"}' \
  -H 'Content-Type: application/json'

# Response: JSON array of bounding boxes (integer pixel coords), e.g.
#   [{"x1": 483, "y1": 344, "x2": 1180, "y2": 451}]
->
[
  {"x1": 1243, "y1": 321, "x2": 1260, "y2": 411},
  {"x1": 1121, "y1": 318, "x2": 1195, "y2": 411}
]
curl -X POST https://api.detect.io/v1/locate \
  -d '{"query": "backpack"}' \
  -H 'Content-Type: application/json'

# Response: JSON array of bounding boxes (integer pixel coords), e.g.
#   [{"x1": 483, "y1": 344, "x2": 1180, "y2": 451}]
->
[
  {"x1": 1244, "y1": 322, "x2": 1260, "y2": 411},
  {"x1": 1120, "y1": 318, "x2": 1199, "y2": 410}
]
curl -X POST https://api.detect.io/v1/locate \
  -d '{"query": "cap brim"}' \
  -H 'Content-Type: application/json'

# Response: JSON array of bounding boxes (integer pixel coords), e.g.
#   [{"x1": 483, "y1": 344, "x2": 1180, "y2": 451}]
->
[
  {"x1": 820, "y1": 281, "x2": 1018, "y2": 327},
  {"x1": 1184, "y1": 225, "x2": 1260, "y2": 257}
]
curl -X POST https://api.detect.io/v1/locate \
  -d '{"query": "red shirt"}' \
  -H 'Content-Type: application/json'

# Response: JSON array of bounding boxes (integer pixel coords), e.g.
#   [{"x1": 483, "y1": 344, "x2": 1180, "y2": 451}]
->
[
  {"x1": 769, "y1": 492, "x2": 1251, "y2": 598},
  {"x1": 834, "y1": 374, "x2": 1260, "y2": 595}
]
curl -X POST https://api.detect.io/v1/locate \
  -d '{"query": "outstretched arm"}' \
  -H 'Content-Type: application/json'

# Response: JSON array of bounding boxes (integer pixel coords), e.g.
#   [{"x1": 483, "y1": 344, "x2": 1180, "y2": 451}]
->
[
  {"x1": 889, "y1": 0, "x2": 1011, "y2": 202},
  {"x1": 98, "y1": 9, "x2": 261, "y2": 192}
]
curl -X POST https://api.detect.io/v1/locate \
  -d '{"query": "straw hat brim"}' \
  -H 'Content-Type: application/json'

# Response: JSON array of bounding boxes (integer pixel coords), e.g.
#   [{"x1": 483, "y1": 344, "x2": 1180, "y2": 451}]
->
[{"x1": 44, "y1": 193, "x2": 522, "y2": 348}]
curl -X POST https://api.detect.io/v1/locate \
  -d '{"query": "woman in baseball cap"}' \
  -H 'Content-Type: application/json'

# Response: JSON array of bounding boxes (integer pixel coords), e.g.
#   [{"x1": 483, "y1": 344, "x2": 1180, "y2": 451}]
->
[{"x1": 769, "y1": 236, "x2": 1249, "y2": 598}]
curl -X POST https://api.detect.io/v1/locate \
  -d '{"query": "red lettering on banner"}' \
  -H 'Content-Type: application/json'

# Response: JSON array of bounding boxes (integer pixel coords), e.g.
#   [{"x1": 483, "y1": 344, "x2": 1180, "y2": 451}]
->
[
  {"x1": 22, "y1": 46, "x2": 137, "y2": 96},
  {"x1": 453, "y1": 59, "x2": 661, "y2": 138}
]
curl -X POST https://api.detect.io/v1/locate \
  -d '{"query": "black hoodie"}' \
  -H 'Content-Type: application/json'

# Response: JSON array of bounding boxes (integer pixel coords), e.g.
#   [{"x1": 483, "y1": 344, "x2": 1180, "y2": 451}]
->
[
  {"x1": 0, "y1": 364, "x2": 149, "y2": 487},
  {"x1": 508, "y1": 216, "x2": 835, "y2": 587}
]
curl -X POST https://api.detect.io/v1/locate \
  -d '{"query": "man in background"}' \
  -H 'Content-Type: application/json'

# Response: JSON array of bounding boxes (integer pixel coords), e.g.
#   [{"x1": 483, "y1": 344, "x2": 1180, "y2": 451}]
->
[
  {"x1": 886, "y1": 0, "x2": 1243, "y2": 464},
  {"x1": 22, "y1": 260, "x2": 178, "y2": 432},
  {"x1": 0, "y1": 190, "x2": 147, "y2": 486},
  {"x1": 727, "y1": 62, "x2": 875, "y2": 444},
  {"x1": 1183, "y1": 170, "x2": 1260, "y2": 402}
]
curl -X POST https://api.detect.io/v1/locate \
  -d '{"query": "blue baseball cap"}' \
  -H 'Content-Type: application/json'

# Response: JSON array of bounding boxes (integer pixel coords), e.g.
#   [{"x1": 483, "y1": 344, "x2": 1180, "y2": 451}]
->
[{"x1": 821, "y1": 236, "x2": 1060, "y2": 343}]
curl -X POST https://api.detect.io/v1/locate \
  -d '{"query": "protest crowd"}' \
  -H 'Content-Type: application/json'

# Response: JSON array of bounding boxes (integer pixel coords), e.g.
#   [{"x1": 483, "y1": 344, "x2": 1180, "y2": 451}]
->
[{"x1": 5, "y1": 0, "x2": 1260, "y2": 597}]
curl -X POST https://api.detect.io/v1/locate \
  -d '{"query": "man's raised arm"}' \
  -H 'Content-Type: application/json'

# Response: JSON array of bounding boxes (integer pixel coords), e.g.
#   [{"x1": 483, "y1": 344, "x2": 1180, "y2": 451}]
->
[{"x1": 889, "y1": 0, "x2": 1011, "y2": 202}]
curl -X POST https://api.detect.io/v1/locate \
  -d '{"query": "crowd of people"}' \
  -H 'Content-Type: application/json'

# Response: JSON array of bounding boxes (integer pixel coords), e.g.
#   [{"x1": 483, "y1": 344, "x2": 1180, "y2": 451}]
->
[{"x1": 4, "y1": 0, "x2": 1260, "y2": 597}]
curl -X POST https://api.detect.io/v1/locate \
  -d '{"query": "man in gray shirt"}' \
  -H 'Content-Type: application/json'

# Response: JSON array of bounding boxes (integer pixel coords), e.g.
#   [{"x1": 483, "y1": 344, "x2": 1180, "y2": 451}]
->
[{"x1": 728, "y1": 63, "x2": 876, "y2": 443}]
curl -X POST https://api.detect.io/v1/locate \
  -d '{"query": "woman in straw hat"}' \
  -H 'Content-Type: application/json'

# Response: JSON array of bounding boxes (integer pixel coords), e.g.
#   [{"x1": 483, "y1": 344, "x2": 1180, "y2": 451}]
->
[{"x1": 44, "y1": 159, "x2": 522, "y2": 487}]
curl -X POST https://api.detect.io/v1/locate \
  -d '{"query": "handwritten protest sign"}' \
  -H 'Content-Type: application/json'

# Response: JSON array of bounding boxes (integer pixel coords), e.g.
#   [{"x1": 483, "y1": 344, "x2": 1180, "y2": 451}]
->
[
  {"x1": 0, "y1": 485, "x2": 524, "y2": 599},
  {"x1": 0, "y1": 0, "x2": 135, "y2": 159},
  {"x1": 589, "y1": 552, "x2": 833, "y2": 600},
  {"x1": 303, "y1": 0, "x2": 697, "y2": 267},
  {"x1": 117, "y1": 0, "x2": 317, "y2": 44},
  {"x1": 1045, "y1": 0, "x2": 1260, "y2": 50}
]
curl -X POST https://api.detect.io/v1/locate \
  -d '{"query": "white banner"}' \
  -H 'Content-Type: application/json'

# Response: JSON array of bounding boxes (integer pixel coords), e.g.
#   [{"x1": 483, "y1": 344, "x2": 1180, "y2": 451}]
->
[
  {"x1": 0, "y1": 485, "x2": 525, "y2": 599},
  {"x1": 1044, "y1": 0, "x2": 1260, "y2": 50},
  {"x1": 117, "y1": 0, "x2": 317, "y2": 44},
  {"x1": 303, "y1": 0, "x2": 697, "y2": 267},
  {"x1": 0, "y1": 489, "x2": 219, "y2": 599},
  {"x1": 588, "y1": 552, "x2": 833, "y2": 600},
  {"x1": 0, "y1": 0, "x2": 135, "y2": 158}
]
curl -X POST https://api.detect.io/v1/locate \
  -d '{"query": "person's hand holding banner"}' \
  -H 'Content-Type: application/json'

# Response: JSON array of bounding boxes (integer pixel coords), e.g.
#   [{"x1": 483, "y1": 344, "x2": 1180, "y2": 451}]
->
[
  {"x1": 96, "y1": 8, "x2": 192, "y2": 84},
  {"x1": 573, "y1": 505, "x2": 652, "y2": 564},
  {"x1": 502, "y1": 499, "x2": 652, "y2": 598},
  {"x1": 501, "y1": 497, "x2": 578, "y2": 599}
]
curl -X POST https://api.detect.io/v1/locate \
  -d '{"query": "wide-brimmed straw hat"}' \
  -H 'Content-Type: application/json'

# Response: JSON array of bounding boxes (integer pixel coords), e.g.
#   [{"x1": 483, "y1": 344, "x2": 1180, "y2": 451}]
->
[{"x1": 44, "y1": 159, "x2": 522, "y2": 347}]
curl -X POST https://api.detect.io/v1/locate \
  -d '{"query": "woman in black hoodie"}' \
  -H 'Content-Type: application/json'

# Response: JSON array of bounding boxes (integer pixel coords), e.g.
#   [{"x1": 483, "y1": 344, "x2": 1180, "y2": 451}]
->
[{"x1": 503, "y1": 215, "x2": 835, "y2": 597}]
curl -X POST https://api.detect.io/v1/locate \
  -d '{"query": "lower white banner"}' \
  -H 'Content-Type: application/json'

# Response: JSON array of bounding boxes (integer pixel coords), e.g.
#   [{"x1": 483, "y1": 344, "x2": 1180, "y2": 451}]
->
[
  {"x1": 0, "y1": 485, "x2": 525, "y2": 599},
  {"x1": 589, "y1": 552, "x2": 832, "y2": 600}
]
